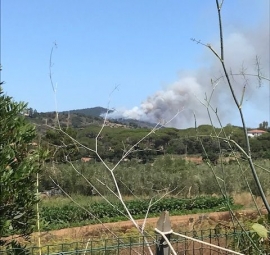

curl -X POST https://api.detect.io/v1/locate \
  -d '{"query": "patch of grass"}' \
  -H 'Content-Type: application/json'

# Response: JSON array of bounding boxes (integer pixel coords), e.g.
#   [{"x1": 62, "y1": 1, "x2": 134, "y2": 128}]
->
[{"x1": 232, "y1": 192, "x2": 268, "y2": 210}]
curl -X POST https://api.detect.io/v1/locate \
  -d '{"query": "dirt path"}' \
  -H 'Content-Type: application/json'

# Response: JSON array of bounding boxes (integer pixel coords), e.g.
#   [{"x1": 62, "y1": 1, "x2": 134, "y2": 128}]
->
[{"x1": 32, "y1": 209, "x2": 265, "y2": 243}]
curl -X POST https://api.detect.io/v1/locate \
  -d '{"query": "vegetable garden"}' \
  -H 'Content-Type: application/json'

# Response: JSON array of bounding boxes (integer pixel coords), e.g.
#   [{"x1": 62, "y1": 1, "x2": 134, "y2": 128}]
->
[{"x1": 39, "y1": 196, "x2": 235, "y2": 231}]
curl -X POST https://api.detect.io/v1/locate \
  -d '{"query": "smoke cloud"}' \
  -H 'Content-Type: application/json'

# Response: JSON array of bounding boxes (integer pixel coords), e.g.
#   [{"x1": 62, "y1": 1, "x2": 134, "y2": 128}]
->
[{"x1": 109, "y1": 24, "x2": 269, "y2": 129}]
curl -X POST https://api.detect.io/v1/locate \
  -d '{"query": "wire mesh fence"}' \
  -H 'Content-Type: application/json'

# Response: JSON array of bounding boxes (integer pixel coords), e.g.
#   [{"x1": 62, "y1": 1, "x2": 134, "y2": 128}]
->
[{"x1": 0, "y1": 228, "x2": 268, "y2": 255}]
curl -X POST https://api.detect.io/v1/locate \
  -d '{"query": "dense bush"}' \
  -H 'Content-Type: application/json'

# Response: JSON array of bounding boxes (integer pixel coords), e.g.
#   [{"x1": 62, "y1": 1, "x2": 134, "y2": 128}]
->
[{"x1": 0, "y1": 84, "x2": 47, "y2": 242}]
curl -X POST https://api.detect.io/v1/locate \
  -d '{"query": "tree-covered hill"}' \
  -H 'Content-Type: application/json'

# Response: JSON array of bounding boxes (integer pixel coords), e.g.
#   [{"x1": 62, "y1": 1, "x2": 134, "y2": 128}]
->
[
  {"x1": 25, "y1": 107, "x2": 270, "y2": 163},
  {"x1": 68, "y1": 106, "x2": 110, "y2": 117},
  {"x1": 26, "y1": 106, "x2": 157, "y2": 130}
]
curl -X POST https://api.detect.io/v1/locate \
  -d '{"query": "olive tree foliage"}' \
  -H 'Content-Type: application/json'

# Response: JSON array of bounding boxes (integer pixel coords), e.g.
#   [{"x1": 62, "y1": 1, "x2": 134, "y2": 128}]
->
[{"x1": 0, "y1": 81, "x2": 47, "y2": 245}]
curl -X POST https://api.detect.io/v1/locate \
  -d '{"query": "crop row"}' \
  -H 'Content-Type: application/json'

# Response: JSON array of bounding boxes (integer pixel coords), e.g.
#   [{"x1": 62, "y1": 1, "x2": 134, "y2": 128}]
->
[{"x1": 40, "y1": 196, "x2": 233, "y2": 227}]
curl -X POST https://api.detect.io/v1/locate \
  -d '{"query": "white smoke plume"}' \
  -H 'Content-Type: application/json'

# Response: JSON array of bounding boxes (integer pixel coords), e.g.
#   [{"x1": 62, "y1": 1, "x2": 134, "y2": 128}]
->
[{"x1": 109, "y1": 25, "x2": 269, "y2": 129}]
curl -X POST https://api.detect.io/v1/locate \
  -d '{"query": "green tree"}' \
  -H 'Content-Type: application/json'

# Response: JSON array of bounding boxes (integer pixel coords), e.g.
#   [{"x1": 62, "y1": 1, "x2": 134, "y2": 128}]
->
[
  {"x1": 0, "y1": 84, "x2": 46, "y2": 245},
  {"x1": 202, "y1": 152, "x2": 219, "y2": 165},
  {"x1": 43, "y1": 127, "x2": 79, "y2": 162},
  {"x1": 258, "y1": 121, "x2": 268, "y2": 131}
]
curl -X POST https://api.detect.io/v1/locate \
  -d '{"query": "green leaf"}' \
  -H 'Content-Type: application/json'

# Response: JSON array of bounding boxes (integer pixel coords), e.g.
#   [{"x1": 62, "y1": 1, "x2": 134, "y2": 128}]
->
[
  {"x1": 251, "y1": 223, "x2": 268, "y2": 238},
  {"x1": 13, "y1": 212, "x2": 25, "y2": 220}
]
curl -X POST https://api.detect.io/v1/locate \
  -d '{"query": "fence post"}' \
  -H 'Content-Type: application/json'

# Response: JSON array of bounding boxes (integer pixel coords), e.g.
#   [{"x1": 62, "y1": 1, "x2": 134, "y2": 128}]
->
[{"x1": 155, "y1": 211, "x2": 172, "y2": 255}]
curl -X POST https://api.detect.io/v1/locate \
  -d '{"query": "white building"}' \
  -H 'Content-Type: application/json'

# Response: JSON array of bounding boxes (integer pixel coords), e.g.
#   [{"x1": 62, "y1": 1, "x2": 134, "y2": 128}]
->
[{"x1": 247, "y1": 129, "x2": 267, "y2": 138}]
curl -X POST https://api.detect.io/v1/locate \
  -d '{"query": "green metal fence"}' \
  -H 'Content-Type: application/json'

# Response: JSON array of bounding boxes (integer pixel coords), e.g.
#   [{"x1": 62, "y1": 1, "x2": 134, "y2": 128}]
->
[{"x1": 1, "y1": 228, "x2": 268, "y2": 255}]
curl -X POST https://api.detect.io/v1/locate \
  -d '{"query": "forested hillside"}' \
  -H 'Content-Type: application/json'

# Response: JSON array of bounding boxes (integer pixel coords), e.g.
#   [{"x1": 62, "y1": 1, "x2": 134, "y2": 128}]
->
[{"x1": 26, "y1": 108, "x2": 270, "y2": 164}]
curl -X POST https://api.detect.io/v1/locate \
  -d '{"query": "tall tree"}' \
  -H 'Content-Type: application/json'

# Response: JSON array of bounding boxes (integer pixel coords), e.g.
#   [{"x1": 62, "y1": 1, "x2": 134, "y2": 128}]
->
[
  {"x1": 0, "y1": 83, "x2": 46, "y2": 246},
  {"x1": 258, "y1": 121, "x2": 268, "y2": 130}
]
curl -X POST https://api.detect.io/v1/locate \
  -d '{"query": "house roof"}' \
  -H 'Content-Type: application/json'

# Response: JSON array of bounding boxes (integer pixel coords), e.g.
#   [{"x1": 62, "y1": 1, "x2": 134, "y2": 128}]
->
[{"x1": 247, "y1": 129, "x2": 267, "y2": 133}]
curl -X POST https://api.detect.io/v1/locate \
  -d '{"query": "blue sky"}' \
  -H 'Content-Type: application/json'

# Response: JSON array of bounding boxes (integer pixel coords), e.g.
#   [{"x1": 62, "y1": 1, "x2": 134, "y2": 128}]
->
[{"x1": 1, "y1": 1, "x2": 269, "y2": 128}]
